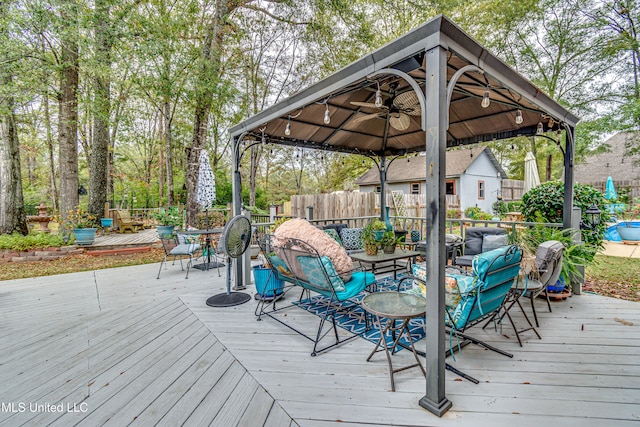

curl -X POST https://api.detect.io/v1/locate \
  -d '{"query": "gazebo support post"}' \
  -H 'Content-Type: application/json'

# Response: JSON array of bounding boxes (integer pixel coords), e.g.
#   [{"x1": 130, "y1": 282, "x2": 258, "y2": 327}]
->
[
  {"x1": 419, "y1": 45, "x2": 452, "y2": 417},
  {"x1": 379, "y1": 156, "x2": 387, "y2": 222},
  {"x1": 563, "y1": 125, "x2": 575, "y2": 230}
]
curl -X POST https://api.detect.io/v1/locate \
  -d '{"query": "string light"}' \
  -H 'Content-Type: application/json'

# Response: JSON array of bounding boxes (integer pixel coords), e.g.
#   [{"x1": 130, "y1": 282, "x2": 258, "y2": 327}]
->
[
  {"x1": 515, "y1": 109, "x2": 523, "y2": 125},
  {"x1": 374, "y1": 82, "x2": 383, "y2": 108},
  {"x1": 548, "y1": 117, "x2": 555, "y2": 128},
  {"x1": 536, "y1": 120, "x2": 544, "y2": 134},
  {"x1": 284, "y1": 116, "x2": 291, "y2": 136},
  {"x1": 481, "y1": 88, "x2": 490, "y2": 108},
  {"x1": 323, "y1": 103, "x2": 331, "y2": 125}
]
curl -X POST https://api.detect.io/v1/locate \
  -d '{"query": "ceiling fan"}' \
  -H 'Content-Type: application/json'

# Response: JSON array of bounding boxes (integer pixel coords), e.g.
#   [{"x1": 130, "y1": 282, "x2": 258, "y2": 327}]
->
[{"x1": 350, "y1": 83, "x2": 421, "y2": 131}]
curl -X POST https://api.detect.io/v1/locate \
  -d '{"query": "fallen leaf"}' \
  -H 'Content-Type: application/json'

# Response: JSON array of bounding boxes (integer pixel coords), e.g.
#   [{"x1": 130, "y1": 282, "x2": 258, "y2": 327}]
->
[{"x1": 614, "y1": 317, "x2": 634, "y2": 326}]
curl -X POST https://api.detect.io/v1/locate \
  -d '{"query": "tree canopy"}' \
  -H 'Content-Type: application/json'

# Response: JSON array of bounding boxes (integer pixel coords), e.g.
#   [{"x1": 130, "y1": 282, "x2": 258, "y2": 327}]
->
[{"x1": 1, "y1": 0, "x2": 638, "y2": 232}]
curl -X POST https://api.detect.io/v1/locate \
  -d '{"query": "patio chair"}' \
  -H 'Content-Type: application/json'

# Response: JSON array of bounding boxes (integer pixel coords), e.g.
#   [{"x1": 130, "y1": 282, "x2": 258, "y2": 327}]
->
[
  {"x1": 515, "y1": 240, "x2": 564, "y2": 327},
  {"x1": 259, "y1": 235, "x2": 376, "y2": 356},
  {"x1": 116, "y1": 210, "x2": 143, "y2": 233},
  {"x1": 445, "y1": 245, "x2": 522, "y2": 357},
  {"x1": 453, "y1": 227, "x2": 508, "y2": 268},
  {"x1": 156, "y1": 235, "x2": 201, "y2": 279}
]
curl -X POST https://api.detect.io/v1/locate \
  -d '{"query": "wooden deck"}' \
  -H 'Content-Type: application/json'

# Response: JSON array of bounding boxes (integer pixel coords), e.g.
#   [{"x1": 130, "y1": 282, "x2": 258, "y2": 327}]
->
[{"x1": 1, "y1": 263, "x2": 639, "y2": 426}]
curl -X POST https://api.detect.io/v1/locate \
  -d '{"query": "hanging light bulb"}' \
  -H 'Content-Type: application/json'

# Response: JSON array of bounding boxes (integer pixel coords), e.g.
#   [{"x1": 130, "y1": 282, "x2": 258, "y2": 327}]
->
[
  {"x1": 557, "y1": 129, "x2": 562, "y2": 137},
  {"x1": 481, "y1": 89, "x2": 490, "y2": 108},
  {"x1": 547, "y1": 117, "x2": 555, "y2": 128},
  {"x1": 323, "y1": 104, "x2": 331, "y2": 124},
  {"x1": 284, "y1": 117, "x2": 291, "y2": 136},
  {"x1": 515, "y1": 109, "x2": 523, "y2": 125},
  {"x1": 536, "y1": 121, "x2": 544, "y2": 134},
  {"x1": 374, "y1": 82, "x2": 383, "y2": 108}
]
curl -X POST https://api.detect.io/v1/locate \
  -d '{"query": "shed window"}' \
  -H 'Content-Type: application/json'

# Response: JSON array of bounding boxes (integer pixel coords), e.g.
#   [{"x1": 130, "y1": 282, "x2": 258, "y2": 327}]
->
[
  {"x1": 410, "y1": 182, "x2": 421, "y2": 195},
  {"x1": 478, "y1": 181, "x2": 485, "y2": 200},
  {"x1": 446, "y1": 180, "x2": 456, "y2": 195}
]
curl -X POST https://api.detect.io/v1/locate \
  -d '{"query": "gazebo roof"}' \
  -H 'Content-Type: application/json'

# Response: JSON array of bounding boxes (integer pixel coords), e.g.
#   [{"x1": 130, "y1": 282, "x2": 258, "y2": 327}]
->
[{"x1": 229, "y1": 15, "x2": 579, "y2": 156}]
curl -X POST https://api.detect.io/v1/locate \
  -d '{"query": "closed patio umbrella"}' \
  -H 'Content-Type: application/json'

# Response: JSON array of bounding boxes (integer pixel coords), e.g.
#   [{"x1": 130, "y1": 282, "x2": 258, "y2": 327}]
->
[
  {"x1": 195, "y1": 149, "x2": 216, "y2": 228},
  {"x1": 523, "y1": 151, "x2": 540, "y2": 194},
  {"x1": 605, "y1": 176, "x2": 618, "y2": 200},
  {"x1": 194, "y1": 150, "x2": 223, "y2": 270}
]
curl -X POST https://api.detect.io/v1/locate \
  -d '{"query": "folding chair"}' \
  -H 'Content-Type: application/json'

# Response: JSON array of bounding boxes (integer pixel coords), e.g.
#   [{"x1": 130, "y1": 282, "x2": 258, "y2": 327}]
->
[{"x1": 156, "y1": 235, "x2": 201, "y2": 279}]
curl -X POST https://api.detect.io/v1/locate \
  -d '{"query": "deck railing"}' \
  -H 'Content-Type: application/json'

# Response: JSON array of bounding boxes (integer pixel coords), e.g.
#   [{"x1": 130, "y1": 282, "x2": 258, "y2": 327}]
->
[{"x1": 249, "y1": 213, "x2": 563, "y2": 246}]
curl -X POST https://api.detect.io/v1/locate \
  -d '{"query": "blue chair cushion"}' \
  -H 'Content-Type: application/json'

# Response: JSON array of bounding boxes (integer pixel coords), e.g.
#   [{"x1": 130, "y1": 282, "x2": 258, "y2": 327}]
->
[
  {"x1": 297, "y1": 255, "x2": 346, "y2": 293},
  {"x1": 335, "y1": 271, "x2": 375, "y2": 300}
]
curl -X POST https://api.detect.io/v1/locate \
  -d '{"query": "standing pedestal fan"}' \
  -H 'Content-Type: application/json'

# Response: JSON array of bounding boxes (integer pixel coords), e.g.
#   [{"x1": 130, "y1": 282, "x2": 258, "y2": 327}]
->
[{"x1": 206, "y1": 215, "x2": 253, "y2": 307}]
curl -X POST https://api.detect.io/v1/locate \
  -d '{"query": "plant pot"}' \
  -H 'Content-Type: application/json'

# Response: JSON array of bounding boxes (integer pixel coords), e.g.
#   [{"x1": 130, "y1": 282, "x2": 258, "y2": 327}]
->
[
  {"x1": 546, "y1": 277, "x2": 566, "y2": 293},
  {"x1": 73, "y1": 228, "x2": 97, "y2": 245},
  {"x1": 394, "y1": 230, "x2": 407, "y2": 242},
  {"x1": 411, "y1": 230, "x2": 421, "y2": 242},
  {"x1": 253, "y1": 266, "x2": 284, "y2": 298},
  {"x1": 616, "y1": 223, "x2": 640, "y2": 242},
  {"x1": 373, "y1": 230, "x2": 385, "y2": 241},
  {"x1": 100, "y1": 218, "x2": 113, "y2": 228},
  {"x1": 157, "y1": 225, "x2": 175, "y2": 238},
  {"x1": 364, "y1": 244, "x2": 378, "y2": 255},
  {"x1": 383, "y1": 244, "x2": 396, "y2": 254}
]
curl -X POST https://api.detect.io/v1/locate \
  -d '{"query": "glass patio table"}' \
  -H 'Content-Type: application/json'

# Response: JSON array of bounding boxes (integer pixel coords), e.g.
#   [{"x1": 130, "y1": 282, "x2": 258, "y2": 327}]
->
[{"x1": 361, "y1": 291, "x2": 426, "y2": 391}]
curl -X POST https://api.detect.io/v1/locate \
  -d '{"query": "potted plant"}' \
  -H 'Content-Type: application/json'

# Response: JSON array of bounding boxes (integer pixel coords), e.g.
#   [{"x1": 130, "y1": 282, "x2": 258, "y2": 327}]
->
[
  {"x1": 154, "y1": 207, "x2": 183, "y2": 238},
  {"x1": 362, "y1": 223, "x2": 379, "y2": 255},
  {"x1": 371, "y1": 219, "x2": 387, "y2": 241},
  {"x1": 380, "y1": 230, "x2": 402, "y2": 254},
  {"x1": 59, "y1": 208, "x2": 98, "y2": 245}
]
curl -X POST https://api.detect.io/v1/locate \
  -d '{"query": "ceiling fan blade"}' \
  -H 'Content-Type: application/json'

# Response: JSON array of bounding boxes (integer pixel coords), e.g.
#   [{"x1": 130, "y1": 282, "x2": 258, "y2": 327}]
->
[
  {"x1": 404, "y1": 106, "x2": 422, "y2": 116},
  {"x1": 351, "y1": 113, "x2": 382, "y2": 125},
  {"x1": 389, "y1": 113, "x2": 411, "y2": 131},
  {"x1": 393, "y1": 91, "x2": 419, "y2": 109},
  {"x1": 350, "y1": 101, "x2": 385, "y2": 109}
]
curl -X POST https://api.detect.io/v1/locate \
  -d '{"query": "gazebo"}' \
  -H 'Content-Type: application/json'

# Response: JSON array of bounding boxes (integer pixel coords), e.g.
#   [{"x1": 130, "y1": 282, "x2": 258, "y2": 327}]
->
[{"x1": 228, "y1": 15, "x2": 578, "y2": 416}]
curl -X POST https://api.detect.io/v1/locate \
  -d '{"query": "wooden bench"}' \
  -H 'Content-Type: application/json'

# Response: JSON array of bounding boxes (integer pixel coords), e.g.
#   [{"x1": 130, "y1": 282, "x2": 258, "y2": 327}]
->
[
  {"x1": 256, "y1": 235, "x2": 376, "y2": 356},
  {"x1": 116, "y1": 210, "x2": 143, "y2": 233}
]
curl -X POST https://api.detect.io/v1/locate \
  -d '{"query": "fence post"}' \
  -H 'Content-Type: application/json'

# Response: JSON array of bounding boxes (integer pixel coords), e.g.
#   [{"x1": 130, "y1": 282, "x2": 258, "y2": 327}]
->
[
  {"x1": 305, "y1": 206, "x2": 314, "y2": 221},
  {"x1": 571, "y1": 206, "x2": 584, "y2": 295},
  {"x1": 269, "y1": 205, "x2": 277, "y2": 222}
]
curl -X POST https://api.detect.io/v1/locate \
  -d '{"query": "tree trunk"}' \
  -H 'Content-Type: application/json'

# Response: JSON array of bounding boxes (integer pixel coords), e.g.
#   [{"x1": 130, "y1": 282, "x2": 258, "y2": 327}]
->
[
  {"x1": 186, "y1": 0, "x2": 231, "y2": 226},
  {"x1": 163, "y1": 99, "x2": 174, "y2": 206},
  {"x1": 43, "y1": 86, "x2": 59, "y2": 211},
  {"x1": 88, "y1": 0, "x2": 112, "y2": 219},
  {"x1": 0, "y1": 80, "x2": 28, "y2": 235},
  {"x1": 58, "y1": 1, "x2": 80, "y2": 230}
]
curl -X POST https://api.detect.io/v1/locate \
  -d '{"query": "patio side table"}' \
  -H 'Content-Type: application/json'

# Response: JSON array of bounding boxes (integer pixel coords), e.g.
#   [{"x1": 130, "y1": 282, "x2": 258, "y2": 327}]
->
[{"x1": 361, "y1": 291, "x2": 426, "y2": 391}]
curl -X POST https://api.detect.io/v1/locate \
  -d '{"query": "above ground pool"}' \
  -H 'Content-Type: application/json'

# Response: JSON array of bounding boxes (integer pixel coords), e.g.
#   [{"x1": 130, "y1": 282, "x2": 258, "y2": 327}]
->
[{"x1": 604, "y1": 221, "x2": 640, "y2": 242}]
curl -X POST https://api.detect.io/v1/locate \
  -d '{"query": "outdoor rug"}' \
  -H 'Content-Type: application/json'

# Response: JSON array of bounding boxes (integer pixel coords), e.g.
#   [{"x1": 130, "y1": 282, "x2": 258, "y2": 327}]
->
[{"x1": 293, "y1": 275, "x2": 426, "y2": 352}]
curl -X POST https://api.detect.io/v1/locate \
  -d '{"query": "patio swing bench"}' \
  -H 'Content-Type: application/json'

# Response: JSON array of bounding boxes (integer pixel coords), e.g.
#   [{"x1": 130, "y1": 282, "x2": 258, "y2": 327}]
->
[{"x1": 256, "y1": 235, "x2": 376, "y2": 356}]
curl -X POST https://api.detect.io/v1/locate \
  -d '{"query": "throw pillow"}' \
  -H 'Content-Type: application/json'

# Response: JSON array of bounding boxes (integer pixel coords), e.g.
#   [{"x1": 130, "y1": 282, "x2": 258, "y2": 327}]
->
[
  {"x1": 340, "y1": 228, "x2": 364, "y2": 251},
  {"x1": 482, "y1": 234, "x2": 508, "y2": 252},
  {"x1": 273, "y1": 218, "x2": 352, "y2": 281},
  {"x1": 324, "y1": 228, "x2": 342, "y2": 245}
]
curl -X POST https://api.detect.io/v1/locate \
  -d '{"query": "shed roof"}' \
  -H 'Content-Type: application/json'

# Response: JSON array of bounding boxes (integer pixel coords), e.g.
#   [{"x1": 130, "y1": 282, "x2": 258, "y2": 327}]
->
[{"x1": 355, "y1": 146, "x2": 506, "y2": 185}]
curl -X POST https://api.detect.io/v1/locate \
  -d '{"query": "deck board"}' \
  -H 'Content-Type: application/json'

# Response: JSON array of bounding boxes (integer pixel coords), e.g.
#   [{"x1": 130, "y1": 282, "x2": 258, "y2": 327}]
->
[{"x1": 0, "y1": 262, "x2": 637, "y2": 426}]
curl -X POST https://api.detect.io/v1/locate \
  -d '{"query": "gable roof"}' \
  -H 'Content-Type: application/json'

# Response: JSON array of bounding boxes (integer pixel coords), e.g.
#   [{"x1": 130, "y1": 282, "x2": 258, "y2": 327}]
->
[
  {"x1": 355, "y1": 146, "x2": 506, "y2": 185},
  {"x1": 574, "y1": 132, "x2": 640, "y2": 183}
]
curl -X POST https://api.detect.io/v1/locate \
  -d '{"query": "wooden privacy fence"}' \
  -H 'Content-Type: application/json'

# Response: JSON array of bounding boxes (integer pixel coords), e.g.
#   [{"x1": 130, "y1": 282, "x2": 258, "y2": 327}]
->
[
  {"x1": 586, "y1": 179, "x2": 640, "y2": 200},
  {"x1": 289, "y1": 192, "x2": 378, "y2": 219},
  {"x1": 501, "y1": 179, "x2": 524, "y2": 201}
]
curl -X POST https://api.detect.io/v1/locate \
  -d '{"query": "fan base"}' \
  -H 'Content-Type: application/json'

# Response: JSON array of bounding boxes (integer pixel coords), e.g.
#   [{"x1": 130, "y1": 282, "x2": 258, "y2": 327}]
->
[
  {"x1": 206, "y1": 292, "x2": 251, "y2": 307},
  {"x1": 192, "y1": 262, "x2": 225, "y2": 271}
]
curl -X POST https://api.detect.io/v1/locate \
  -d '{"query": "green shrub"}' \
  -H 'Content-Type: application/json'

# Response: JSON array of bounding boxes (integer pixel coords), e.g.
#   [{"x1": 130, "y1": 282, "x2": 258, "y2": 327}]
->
[
  {"x1": 521, "y1": 181, "x2": 609, "y2": 246},
  {"x1": 464, "y1": 206, "x2": 493, "y2": 220},
  {"x1": 0, "y1": 232, "x2": 68, "y2": 251},
  {"x1": 492, "y1": 200, "x2": 508, "y2": 216},
  {"x1": 447, "y1": 209, "x2": 462, "y2": 219}
]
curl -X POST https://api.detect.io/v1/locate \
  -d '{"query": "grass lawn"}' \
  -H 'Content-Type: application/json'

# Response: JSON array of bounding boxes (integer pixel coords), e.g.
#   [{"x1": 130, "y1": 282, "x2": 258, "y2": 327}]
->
[{"x1": 584, "y1": 254, "x2": 640, "y2": 302}]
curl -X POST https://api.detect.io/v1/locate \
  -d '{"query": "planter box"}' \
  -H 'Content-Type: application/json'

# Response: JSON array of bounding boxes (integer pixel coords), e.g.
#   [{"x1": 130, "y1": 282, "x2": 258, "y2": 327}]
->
[
  {"x1": 253, "y1": 266, "x2": 284, "y2": 298},
  {"x1": 74, "y1": 228, "x2": 97, "y2": 245}
]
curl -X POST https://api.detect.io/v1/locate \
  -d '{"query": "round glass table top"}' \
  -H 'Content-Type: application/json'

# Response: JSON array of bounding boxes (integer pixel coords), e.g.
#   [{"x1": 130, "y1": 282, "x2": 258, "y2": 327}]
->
[{"x1": 361, "y1": 292, "x2": 426, "y2": 319}]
